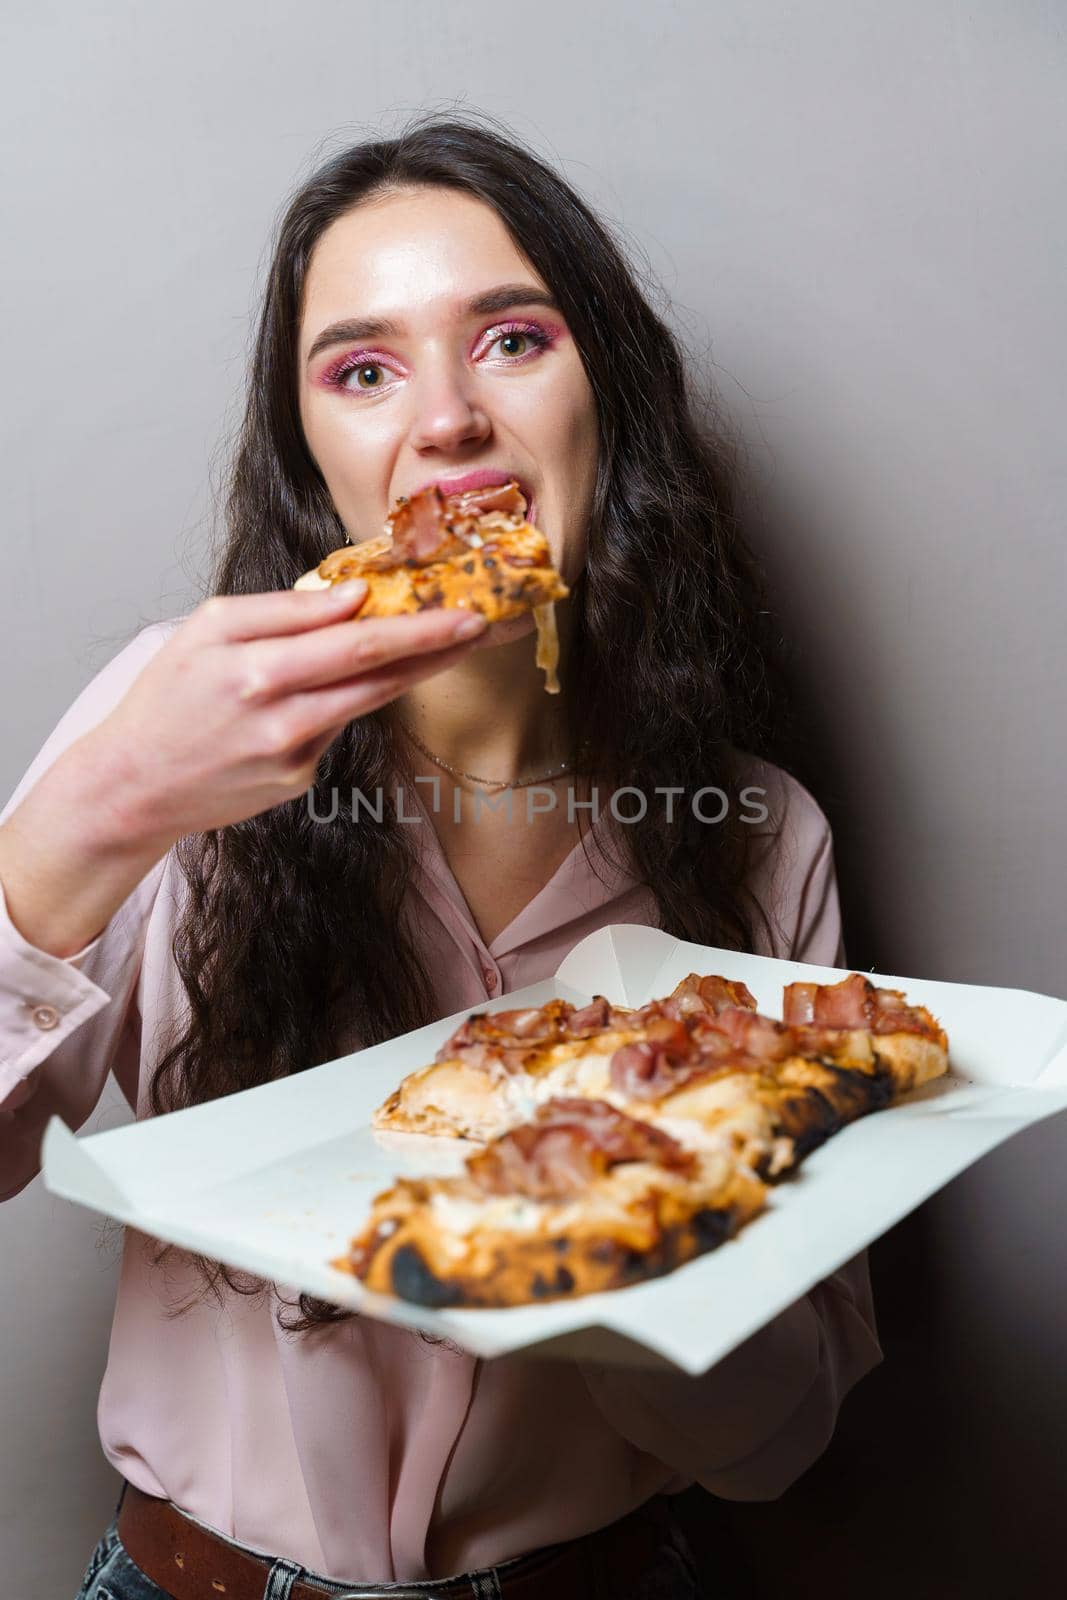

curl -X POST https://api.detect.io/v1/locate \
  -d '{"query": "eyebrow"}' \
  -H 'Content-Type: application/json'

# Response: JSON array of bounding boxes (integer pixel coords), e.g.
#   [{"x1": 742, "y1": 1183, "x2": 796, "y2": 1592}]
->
[{"x1": 305, "y1": 284, "x2": 562, "y2": 365}]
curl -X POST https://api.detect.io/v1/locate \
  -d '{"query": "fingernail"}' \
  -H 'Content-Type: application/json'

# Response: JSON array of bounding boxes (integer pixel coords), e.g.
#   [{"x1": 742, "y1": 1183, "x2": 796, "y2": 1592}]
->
[
  {"x1": 330, "y1": 579, "x2": 368, "y2": 601},
  {"x1": 453, "y1": 613, "x2": 487, "y2": 638}
]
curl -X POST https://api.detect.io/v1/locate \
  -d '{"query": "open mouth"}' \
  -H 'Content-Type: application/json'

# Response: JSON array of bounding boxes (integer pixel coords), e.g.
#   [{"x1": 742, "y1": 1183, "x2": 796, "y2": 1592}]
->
[{"x1": 510, "y1": 481, "x2": 536, "y2": 525}]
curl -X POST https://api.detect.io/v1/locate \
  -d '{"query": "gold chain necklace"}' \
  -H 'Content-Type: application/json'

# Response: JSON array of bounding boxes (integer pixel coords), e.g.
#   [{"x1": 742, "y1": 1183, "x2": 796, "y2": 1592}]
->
[{"x1": 397, "y1": 717, "x2": 575, "y2": 793}]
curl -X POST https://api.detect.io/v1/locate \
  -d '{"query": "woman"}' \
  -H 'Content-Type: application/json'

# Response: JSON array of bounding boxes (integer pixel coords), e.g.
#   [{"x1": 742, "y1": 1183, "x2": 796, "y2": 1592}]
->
[{"x1": 0, "y1": 115, "x2": 880, "y2": 1599}]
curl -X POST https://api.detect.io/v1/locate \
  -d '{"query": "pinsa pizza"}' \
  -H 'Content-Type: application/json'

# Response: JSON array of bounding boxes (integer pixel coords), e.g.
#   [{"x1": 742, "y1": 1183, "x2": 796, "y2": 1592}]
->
[
  {"x1": 349, "y1": 1099, "x2": 766, "y2": 1309},
  {"x1": 372, "y1": 975, "x2": 757, "y2": 1143},
  {"x1": 332, "y1": 971, "x2": 949, "y2": 1309}
]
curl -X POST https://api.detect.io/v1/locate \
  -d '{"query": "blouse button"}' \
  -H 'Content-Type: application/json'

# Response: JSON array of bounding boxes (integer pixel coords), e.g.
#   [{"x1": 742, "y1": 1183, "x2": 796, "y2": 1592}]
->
[
  {"x1": 483, "y1": 967, "x2": 498, "y2": 992},
  {"x1": 31, "y1": 1003, "x2": 60, "y2": 1031}
]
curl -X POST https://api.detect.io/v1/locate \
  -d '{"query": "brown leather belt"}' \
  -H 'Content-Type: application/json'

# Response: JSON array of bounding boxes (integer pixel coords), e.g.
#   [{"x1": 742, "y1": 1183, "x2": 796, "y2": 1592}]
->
[{"x1": 116, "y1": 1480, "x2": 673, "y2": 1599}]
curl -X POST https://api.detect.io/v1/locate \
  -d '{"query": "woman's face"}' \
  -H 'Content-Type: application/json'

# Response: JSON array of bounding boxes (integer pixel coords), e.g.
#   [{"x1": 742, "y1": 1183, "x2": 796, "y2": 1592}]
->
[{"x1": 297, "y1": 186, "x2": 600, "y2": 650}]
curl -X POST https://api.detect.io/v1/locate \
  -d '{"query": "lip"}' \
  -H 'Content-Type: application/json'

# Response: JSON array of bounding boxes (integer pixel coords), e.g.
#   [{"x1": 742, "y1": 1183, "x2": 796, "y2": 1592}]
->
[{"x1": 412, "y1": 468, "x2": 534, "y2": 516}]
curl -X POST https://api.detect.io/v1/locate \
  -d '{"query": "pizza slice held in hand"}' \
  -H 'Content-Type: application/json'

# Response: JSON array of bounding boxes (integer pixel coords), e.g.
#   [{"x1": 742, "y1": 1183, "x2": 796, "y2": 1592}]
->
[{"x1": 294, "y1": 479, "x2": 569, "y2": 692}]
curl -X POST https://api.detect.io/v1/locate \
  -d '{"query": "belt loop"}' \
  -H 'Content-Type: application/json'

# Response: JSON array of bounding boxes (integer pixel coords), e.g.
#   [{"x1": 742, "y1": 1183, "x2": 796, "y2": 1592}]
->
[
  {"x1": 470, "y1": 1572, "x2": 503, "y2": 1600},
  {"x1": 263, "y1": 1555, "x2": 305, "y2": 1600}
]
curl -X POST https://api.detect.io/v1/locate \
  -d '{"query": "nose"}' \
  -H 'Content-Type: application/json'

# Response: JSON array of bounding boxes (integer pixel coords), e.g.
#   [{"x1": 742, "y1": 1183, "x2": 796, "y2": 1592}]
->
[{"x1": 407, "y1": 358, "x2": 491, "y2": 453}]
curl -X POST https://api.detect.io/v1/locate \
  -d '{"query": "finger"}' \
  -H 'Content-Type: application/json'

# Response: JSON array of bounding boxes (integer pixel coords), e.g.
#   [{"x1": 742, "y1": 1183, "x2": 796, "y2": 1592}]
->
[
  {"x1": 272, "y1": 635, "x2": 484, "y2": 746},
  {"x1": 232, "y1": 607, "x2": 488, "y2": 704},
  {"x1": 194, "y1": 581, "x2": 370, "y2": 643}
]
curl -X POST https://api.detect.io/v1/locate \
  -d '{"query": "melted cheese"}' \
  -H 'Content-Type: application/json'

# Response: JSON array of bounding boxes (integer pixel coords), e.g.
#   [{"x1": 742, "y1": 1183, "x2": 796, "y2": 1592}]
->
[
  {"x1": 427, "y1": 1155, "x2": 730, "y2": 1239},
  {"x1": 383, "y1": 1041, "x2": 627, "y2": 1141},
  {"x1": 651, "y1": 1115, "x2": 737, "y2": 1158},
  {"x1": 431, "y1": 1192, "x2": 544, "y2": 1237},
  {"x1": 533, "y1": 602, "x2": 560, "y2": 694}
]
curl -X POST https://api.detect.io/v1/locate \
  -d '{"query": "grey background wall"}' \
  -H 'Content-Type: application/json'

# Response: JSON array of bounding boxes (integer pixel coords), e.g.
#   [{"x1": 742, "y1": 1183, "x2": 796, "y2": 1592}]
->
[{"x1": 2, "y1": 3, "x2": 1063, "y2": 1594}]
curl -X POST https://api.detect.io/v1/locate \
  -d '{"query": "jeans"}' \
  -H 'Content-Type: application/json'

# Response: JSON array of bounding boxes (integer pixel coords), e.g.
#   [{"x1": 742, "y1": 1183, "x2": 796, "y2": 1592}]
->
[{"x1": 74, "y1": 1496, "x2": 705, "y2": 1600}]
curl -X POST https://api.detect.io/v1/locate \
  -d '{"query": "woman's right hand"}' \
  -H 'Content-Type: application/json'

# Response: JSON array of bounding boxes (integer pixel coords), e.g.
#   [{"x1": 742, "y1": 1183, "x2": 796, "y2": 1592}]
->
[
  {"x1": 0, "y1": 583, "x2": 485, "y2": 959},
  {"x1": 89, "y1": 581, "x2": 487, "y2": 845}
]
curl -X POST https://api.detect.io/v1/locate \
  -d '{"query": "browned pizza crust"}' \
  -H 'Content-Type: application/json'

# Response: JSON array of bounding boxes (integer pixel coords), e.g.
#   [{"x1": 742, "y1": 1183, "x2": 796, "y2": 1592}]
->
[
  {"x1": 868, "y1": 1032, "x2": 948, "y2": 1093},
  {"x1": 644, "y1": 1050, "x2": 893, "y2": 1180},
  {"x1": 374, "y1": 1058, "x2": 514, "y2": 1142},
  {"x1": 338, "y1": 1146, "x2": 766, "y2": 1309}
]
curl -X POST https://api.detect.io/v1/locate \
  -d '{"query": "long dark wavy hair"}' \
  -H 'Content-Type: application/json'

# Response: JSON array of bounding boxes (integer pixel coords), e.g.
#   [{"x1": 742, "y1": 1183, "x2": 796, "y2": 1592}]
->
[{"x1": 147, "y1": 111, "x2": 797, "y2": 1332}]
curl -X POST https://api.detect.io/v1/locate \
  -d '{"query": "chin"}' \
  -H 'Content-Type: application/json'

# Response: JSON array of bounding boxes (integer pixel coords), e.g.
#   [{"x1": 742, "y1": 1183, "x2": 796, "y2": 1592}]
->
[{"x1": 469, "y1": 613, "x2": 535, "y2": 649}]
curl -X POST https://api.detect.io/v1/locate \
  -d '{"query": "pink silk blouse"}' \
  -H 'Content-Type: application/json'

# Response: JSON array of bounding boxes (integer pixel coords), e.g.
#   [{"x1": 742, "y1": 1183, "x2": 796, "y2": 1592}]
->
[{"x1": 0, "y1": 619, "x2": 881, "y2": 1584}]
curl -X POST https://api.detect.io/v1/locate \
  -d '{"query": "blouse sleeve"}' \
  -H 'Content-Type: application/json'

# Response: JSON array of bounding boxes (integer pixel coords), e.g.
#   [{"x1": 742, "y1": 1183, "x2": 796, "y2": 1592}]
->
[
  {"x1": 0, "y1": 621, "x2": 178, "y2": 1199},
  {"x1": 741, "y1": 759, "x2": 847, "y2": 967},
  {"x1": 580, "y1": 759, "x2": 882, "y2": 1498}
]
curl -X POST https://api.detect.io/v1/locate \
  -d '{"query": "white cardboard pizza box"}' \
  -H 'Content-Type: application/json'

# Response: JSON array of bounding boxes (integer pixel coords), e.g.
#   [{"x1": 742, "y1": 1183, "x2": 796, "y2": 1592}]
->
[{"x1": 42, "y1": 924, "x2": 1067, "y2": 1375}]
